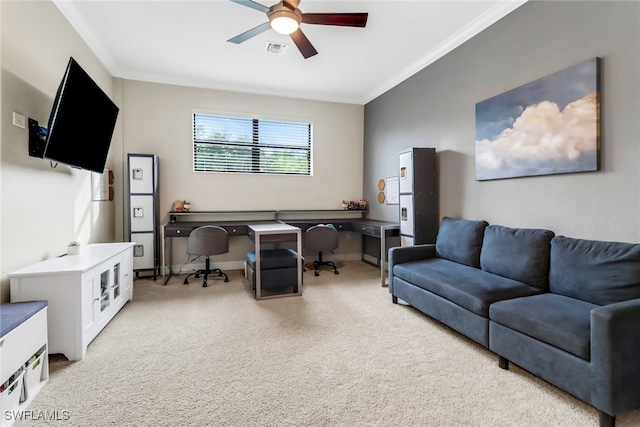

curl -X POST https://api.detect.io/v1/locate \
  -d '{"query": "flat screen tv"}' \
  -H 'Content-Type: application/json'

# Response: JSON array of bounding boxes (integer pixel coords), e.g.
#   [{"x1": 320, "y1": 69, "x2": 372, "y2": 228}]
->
[{"x1": 43, "y1": 57, "x2": 119, "y2": 173}]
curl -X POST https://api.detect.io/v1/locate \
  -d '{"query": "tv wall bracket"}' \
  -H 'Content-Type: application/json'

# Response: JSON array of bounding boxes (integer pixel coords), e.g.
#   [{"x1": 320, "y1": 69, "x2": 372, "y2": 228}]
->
[{"x1": 28, "y1": 118, "x2": 48, "y2": 159}]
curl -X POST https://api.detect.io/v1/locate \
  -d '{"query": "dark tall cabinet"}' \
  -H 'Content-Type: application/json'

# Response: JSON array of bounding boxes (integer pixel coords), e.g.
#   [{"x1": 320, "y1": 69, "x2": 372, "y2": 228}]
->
[{"x1": 398, "y1": 147, "x2": 438, "y2": 246}]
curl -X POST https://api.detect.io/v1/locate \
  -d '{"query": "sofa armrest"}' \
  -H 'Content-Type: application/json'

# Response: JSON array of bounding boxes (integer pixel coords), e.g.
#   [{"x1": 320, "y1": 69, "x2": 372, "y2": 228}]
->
[
  {"x1": 388, "y1": 244, "x2": 436, "y2": 293},
  {"x1": 590, "y1": 297, "x2": 640, "y2": 416}
]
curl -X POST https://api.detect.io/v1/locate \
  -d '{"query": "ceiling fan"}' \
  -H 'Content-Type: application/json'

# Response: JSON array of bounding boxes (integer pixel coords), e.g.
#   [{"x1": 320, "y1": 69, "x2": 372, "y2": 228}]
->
[{"x1": 227, "y1": 0, "x2": 368, "y2": 59}]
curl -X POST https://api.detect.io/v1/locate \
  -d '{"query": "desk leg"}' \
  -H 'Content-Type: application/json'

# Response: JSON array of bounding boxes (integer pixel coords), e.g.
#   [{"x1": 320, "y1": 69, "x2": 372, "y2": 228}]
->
[
  {"x1": 296, "y1": 229, "x2": 302, "y2": 292},
  {"x1": 162, "y1": 226, "x2": 173, "y2": 286},
  {"x1": 380, "y1": 227, "x2": 387, "y2": 287},
  {"x1": 161, "y1": 225, "x2": 166, "y2": 278},
  {"x1": 255, "y1": 233, "x2": 262, "y2": 300}
]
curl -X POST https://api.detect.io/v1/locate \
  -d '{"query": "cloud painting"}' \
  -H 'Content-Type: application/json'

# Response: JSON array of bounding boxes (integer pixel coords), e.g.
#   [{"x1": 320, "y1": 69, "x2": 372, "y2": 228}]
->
[{"x1": 475, "y1": 58, "x2": 600, "y2": 181}]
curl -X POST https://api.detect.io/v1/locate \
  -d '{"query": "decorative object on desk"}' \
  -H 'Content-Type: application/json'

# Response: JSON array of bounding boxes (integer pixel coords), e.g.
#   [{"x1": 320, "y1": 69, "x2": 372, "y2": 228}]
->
[
  {"x1": 171, "y1": 200, "x2": 192, "y2": 212},
  {"x1": 475, "y1": 57, "x2": 600, "y2": 181},
  {"x1": 67, "y1": 241, "x2": 81, "y2": 255},
  {"x1": 342, "y1": 200, "x2": 367, "y2": 210}
]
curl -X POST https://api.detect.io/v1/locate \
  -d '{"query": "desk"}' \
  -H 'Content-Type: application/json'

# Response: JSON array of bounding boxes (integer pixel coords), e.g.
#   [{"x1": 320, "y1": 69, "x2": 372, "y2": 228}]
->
[
  {"x1": 248, "y1": 223, "x2": 302, "y2": 300},
  {"x1": 161, "y1": 211, "x2": 399, "y2": 286}
]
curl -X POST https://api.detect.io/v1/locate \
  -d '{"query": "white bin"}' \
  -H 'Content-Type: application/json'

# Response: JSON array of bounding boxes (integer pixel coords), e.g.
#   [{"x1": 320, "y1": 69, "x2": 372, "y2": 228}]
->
[
  {"x1": 0, "y1": 370, "x2": 24, "y2": 416},
  {"x1": 23, "y1": 351, "x2": 46, "y2": 401}
]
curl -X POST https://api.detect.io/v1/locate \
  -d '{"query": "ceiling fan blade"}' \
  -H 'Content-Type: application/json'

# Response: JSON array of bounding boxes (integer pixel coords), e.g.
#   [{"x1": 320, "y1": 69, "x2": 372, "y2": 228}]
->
[
  {"x1": 227, "y1": 21, "x2": 271, "y2": 44},
  {"x1": 229, "y1": 0, "x2": 270, "y2": 14},
  {"x1": 290, "y1": 28, "x2": 318, "y2": 59},
  {"x1": 302, "y1": 13, "x2": 368, "y2": 27}
]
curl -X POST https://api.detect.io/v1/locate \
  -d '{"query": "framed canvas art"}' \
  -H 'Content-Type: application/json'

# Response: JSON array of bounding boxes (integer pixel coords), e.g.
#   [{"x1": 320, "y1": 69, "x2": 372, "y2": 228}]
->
[{"x1": 475, "y1": 58, "x2": 600, "y2": 181}]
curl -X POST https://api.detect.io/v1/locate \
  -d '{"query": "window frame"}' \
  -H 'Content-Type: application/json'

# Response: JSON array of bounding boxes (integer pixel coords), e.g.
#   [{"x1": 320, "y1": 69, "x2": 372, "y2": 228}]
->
[{"x1": 192, "y1": 110, "x2": 313, "y2": 176}]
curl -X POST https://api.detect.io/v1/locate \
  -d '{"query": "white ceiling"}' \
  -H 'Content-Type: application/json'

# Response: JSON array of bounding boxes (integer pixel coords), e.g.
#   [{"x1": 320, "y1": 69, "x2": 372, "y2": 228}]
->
[{"x1": 53, "y1": 0, "x2": 527, "y2": 105}]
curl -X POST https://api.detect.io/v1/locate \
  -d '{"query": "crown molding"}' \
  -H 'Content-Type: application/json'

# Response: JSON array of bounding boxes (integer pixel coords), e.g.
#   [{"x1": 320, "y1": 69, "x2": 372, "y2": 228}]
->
[{"x1": 361, "y1": 0, "x2": 528, "y2": 105}]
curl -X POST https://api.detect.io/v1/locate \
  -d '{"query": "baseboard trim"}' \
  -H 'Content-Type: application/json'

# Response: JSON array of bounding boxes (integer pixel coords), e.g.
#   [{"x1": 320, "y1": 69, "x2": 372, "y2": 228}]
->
[{"x1": 171, "y1": 252, "x2": 364, "y2": 274}]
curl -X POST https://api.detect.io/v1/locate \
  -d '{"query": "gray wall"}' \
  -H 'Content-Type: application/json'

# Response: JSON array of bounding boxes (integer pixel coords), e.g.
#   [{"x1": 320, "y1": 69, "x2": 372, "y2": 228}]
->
[{"x1": 364, "y1": 1, "x2": 640, "y2": 242}]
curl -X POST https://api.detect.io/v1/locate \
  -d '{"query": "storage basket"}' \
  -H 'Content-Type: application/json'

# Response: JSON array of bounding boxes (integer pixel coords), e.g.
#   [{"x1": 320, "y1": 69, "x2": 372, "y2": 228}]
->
[
  {"x1": 0, "y1": 370, "x2": 24, "y2": 415},
  {"x1": 23, "y1": 351, "x2": 46, "y2": 401}
]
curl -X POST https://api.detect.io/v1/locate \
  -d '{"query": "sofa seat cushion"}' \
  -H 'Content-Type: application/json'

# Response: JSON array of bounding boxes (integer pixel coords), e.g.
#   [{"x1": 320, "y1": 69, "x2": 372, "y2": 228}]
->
[
  {"x1": 480, "y1": 225, "x2": 554, "y2": 289},
  {"x1": 393, "y1": 258, "x2": 543, "y2": 317},
  {"x1": 550, "y1": 236, "x2": 640, "y2": 305},
  {"x1": 490, "y1": 293, "x2": 597, "y2": 360},
  {"x1": 435, "y1": 217, "x2": 489, "y2": 268}
]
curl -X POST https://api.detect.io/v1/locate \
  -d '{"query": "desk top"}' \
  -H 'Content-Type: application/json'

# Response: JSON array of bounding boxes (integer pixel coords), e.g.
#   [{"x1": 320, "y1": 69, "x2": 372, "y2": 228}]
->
[{"x1": 248, "y1": 223, "x2": 300, "y2": 233}]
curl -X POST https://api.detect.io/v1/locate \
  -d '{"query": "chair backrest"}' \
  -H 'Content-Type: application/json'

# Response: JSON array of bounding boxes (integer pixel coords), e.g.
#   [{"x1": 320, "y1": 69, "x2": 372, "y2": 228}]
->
[
  {"x1": 305, "y1": 225, "x2": 339, "y2": 252},
  {"x1": 186, "y1": 226, "x2": 229, "y2": 256}
]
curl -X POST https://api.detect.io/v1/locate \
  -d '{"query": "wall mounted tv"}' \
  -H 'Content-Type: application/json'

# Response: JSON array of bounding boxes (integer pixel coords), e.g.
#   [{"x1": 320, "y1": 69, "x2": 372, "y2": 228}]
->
[{"x1": 28, "y1": 57, "x2": 119, "y2": 173}]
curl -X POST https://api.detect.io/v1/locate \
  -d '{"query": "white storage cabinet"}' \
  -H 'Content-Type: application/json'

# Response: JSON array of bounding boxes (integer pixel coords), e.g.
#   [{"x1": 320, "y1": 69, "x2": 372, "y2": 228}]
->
[{"x1": 9, "y1": 243, "x2": 134, "y2": 361}]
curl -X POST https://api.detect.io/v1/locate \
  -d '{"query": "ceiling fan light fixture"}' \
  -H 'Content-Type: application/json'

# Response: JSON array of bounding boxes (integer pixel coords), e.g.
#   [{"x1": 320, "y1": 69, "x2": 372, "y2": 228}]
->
[
  {"x1": 271, "y1": 15, "x2": 298, "y2": 34},
  {"x1": 268, "y1": 4, "x2": 302, "y2": 35}
]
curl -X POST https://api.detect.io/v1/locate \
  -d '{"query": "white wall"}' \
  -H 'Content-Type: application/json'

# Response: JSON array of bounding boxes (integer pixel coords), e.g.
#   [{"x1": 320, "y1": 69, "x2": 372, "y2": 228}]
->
[
  {"x1": 121, "y1": 80, "x2": 364, "y2": 269},
  {"x1": 364, "y1": 1, "x2": 640, "y2": 243},
  {"x1": 0, "y1": 1, "x2": 122, "y2": 302}
]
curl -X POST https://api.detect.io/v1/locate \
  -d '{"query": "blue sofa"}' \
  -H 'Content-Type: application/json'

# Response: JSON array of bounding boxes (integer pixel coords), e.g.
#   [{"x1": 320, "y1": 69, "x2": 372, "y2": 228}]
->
[{"x1": 388, "y1": 217, "x2": 640, "y2": 427}]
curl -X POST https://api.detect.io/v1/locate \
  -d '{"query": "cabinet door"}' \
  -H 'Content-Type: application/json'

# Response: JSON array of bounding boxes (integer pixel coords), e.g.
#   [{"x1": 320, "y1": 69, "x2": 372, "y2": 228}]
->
[
  {"x1": 131, "y1": 232, "x2": 155, "y2": 269},
  {"x1": 399, "y1": 151, "x2": 414, "y2": 193},
  {"x1": 121, "y1": 249, "x2": 133, "y2": 300},
  {"x1": 129, "y1": 156, "x2": 154, "y2": 194},
  {"x1": 112, "y1": 260, "x2": 122, "y2": 303},
  {"x1": 399, "y1": 194, "x2": 415, "y2": 238},
  {"x1": 130, "y1": 195, "x2": 155, "y2": 232},
  {"x1": 81, "y1": 276, "x2": 98, "y2": 335}
]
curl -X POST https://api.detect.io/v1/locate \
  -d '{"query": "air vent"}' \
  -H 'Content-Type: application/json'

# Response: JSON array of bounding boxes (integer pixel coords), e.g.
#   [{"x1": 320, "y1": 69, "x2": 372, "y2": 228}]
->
[{"x1": 265, "y1": 42, "x2": 289, "y2": 55}]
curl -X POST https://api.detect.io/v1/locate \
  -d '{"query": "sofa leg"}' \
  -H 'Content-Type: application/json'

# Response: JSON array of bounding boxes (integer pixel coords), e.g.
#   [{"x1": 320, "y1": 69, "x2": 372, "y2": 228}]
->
[
  {"x1": 498, "y1": 356, "x2": 509, "y2": 370},
  {"x1": 392, "y1": 295, "x2": 398, "y2": 304},
  {"x1": 599, "y1": 411, "x2": 615, "y2": 427}
]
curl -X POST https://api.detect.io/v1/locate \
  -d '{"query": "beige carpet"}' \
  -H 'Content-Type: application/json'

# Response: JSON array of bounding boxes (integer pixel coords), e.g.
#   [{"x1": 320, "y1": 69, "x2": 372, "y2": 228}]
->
[{"x1": 19, "y1": 262, "x2": 640, "y2": 426}]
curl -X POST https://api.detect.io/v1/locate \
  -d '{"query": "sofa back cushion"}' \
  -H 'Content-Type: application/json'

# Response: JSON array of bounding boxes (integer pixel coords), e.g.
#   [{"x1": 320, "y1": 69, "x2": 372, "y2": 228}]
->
[
  {"x1": 549, "y1": 236, "x2": 640, "y2": 305},
  {"x1": 480, "y1": 225, "x2": 554, "y2": 289},
  {"x1": 435, "y1": 217, "x2": 488, "y2": 268}
]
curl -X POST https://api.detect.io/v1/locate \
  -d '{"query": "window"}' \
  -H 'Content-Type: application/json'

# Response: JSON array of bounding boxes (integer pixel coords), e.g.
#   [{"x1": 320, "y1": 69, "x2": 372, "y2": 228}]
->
[{"x1": 193, "y1": 113, "x2": 312, "y2": 175}]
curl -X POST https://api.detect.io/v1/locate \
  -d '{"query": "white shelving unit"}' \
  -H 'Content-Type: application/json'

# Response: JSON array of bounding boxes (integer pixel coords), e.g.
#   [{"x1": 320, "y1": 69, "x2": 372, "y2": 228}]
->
[{"x1": 9, "y1": 243, "x2": 134, "y2": 361}]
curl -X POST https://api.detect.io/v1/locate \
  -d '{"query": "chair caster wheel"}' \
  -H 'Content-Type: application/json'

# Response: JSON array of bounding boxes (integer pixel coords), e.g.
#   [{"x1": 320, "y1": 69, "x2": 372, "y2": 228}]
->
[
  {"x1": 202, "y1": 282, "x2": 207, "y2": 288},
  {"x1": 314, "y1": 272, "x2": 319, "y2": 276},
  {"x1": 334, "y1": 270, "x2": 339, "y2": 274},
  {"x1": 224, "y1": 278, "x2": 229, "y2": 282},
  {"x1": 183, "y1": 279, "x2": 189, "y2": 285}
]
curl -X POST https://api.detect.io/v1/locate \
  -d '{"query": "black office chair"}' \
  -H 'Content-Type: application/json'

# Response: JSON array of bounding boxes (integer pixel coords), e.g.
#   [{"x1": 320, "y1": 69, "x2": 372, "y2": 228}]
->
[
  {"x1": 304, "y1": 225, "x2": 339, "y2": 276},
  {"x1": 183, "y1": 226, "x2": 229, "y2": 287}
]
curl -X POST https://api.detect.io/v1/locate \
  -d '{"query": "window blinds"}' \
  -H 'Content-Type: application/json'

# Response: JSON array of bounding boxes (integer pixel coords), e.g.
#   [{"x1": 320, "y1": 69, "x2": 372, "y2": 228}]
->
[{"x1": 193, "y1": 113, "x2": 312, "y2": 175}]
